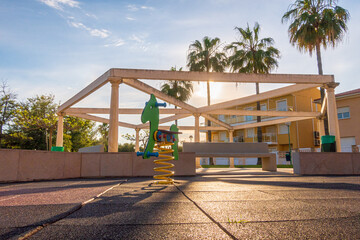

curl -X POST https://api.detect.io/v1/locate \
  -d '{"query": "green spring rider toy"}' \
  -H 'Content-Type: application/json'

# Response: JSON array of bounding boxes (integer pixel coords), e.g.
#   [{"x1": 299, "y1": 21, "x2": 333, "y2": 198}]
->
[{"x1": 136, "y1": 94, "x2": 181, "y2": 184}]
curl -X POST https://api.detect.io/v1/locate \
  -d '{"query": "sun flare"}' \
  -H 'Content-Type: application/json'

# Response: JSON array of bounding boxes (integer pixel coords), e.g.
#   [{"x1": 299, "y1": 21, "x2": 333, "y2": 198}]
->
[{"x1": 194, "y1": 82, "x2": 223, "y2": 100}]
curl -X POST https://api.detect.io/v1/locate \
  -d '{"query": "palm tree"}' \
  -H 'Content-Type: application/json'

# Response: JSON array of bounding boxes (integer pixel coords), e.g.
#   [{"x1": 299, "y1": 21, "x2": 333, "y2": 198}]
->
[
  {"x1": 160, "y1": 67, "x2": 194, "y2": 126},
  {"x1": 282, "y1": 0, "x2": 350, "y2": 135},
  {"x1": 187, "y1": 36, "x2": 227, "y2": 165},
  {"x1": 226, "y1": 22, "x2": 280, "y2": 165}
]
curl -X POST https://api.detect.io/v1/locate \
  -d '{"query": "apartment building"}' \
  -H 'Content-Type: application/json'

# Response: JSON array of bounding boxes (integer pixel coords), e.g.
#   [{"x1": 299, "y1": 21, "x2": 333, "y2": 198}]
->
[{"x1": 210, "y1": 87, "x2": 321, "y2": 165}]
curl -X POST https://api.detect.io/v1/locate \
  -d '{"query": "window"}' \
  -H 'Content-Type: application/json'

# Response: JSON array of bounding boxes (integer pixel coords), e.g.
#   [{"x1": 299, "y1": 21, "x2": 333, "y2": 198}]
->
[
  {"x1": 218, "y1": 115, "x2": 225, "y2": 121},
  {"x1": 260, "y1": 104, "x2": 267, "y2": 111},
  {"x1": 247, "y1": 128, "x2": 254, "y2": 138},
  {"x1": 337, "y1": 107, "x2": 350, "y2": 119},
  {"x1": 268, "y1": 147, "x2": 277, "y2": 153},
  {"x1": 245, "y1": 107, "x2": 254, "y2": 121},
  {"x1": 276, "y1": 100, "x2": 287, "y2": 111},
  {"x1": 278, "y1": 124, "x2": 289, "y2": 134},
  {"x1": 220, "y1": 132, "x2": 227, "y2": 142}
]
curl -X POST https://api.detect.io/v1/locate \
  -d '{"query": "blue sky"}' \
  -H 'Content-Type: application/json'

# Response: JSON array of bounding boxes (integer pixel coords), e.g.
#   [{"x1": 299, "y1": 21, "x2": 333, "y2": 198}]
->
[{"x1": 1, "y1": 0, "x2": 359, "y2": 142}]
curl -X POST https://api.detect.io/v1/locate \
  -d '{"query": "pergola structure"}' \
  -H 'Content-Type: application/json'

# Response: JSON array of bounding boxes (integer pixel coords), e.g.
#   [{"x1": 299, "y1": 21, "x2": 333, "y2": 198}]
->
[{"x1": 56, "y1": 68, "x2": 341, "y2": 153}]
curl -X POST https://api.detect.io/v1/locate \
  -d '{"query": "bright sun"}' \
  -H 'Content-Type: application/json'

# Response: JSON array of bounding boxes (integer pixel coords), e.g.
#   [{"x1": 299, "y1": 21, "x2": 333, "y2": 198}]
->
[{"x1": 195, "y1": 82, "x2": 223, "y2": 100}]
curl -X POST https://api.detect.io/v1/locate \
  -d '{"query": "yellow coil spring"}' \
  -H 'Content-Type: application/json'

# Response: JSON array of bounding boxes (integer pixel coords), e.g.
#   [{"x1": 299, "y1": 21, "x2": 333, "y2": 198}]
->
[{"x1": 153, "y1": 141, "x2": 174, "y2": 184}]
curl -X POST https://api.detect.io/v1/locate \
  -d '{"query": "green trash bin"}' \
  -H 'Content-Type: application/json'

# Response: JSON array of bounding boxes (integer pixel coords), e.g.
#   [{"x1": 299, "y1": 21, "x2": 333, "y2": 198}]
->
[
  {"x1": 51, "y1": 146, "x2": 64, "y2": 152},
  {"x1": 321, "y1": 135, "x2": 336, "y2": 152},
  {"x1": 285, "y1": 152, "x2": 291, "y2": 161}
]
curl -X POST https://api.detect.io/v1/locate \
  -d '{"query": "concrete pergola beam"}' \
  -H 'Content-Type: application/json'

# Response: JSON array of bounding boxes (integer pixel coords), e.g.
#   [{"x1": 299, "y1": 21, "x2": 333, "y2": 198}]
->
[
  {"x1": 64, "y1": 108, "x2": 191, "y2": 114},
  {"x1": 136, "y1": 114, "x2": 192, "y2": 129},
  {"x1": 202, "y1": 113, "x2": 233, "y2": 130},
  {"x1": 208, "y1": 109, "x2": 320, "y2": 118},
  {"x1": 111, "y1": 68, "x2": 334, "y2": 84},
  {"x1": 57, "y1": 70, "x2": 112, "y2": 113},
  {"x1": 69, "y1": 113, "x2": 138, "y2": 129},
  {"x1": 122, "y1": 78, "x2": 197, "y2": 113},
  {"x1": 158, "y1": 126, "x2": 226, "y2": 131},
  {"x1": 232, "y1": 116, "x2": 315, "y2": 130}
]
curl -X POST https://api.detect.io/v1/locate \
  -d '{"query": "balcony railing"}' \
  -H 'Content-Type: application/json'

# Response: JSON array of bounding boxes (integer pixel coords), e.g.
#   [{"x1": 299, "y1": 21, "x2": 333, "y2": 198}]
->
[
  {"x1": 215, "y1": 106, "x2": 294, "y2": 126},
  {"x1": 246, "y1": 133, "x2": 277, "y2": 143},
  {"x1": 231, "y1": 133, "x2": 277, "y2": 143}
]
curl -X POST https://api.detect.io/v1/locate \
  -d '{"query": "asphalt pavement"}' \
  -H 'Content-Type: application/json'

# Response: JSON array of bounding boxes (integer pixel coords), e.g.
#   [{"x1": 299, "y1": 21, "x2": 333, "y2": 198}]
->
[{"x1": 1, "y1": 168, "x2": 360, "y2": 239}]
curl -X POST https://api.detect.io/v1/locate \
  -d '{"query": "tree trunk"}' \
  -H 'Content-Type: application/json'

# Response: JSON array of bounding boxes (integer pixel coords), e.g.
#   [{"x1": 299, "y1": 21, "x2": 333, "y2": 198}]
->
[
  {"x1": 45, "y1": 130, "x2": 49, "y2": 151},
  {"x1": 0, "y1": 124, "x2": 3, "y2": 148},
  {"x1": 256, "y1": 82, "x2": 262, "y2": 165},
  {"x1": 1, "y1": 101, "x2": 8, "y2": 149},
  {"x1": 49, "y1": 129, "x2": 53, "y2": 151},
  {"x1": 316, "y1": 43, "x2": 329, "y2": 135},
  {"x1": 175, "y1": 106, "x2": 178, "y2": 126}
]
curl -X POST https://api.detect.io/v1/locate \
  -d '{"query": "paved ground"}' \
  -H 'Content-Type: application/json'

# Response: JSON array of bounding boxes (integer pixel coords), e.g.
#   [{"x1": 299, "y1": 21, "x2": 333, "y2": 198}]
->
[{"x1": 1, "y1": 168, "x2": 360, "y2": 239}]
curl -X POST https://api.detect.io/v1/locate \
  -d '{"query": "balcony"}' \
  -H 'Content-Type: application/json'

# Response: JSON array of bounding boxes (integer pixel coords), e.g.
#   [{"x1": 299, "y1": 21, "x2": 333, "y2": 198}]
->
[{"x1": 233, "y1": 133, "x2": 277, "y2": 144}]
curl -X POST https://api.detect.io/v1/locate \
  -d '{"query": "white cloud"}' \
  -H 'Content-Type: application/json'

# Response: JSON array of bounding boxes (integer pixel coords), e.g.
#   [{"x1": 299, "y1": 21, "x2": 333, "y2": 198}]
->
[
  {"x1": 130, "y1": 34, "x2": 144, "y2": 43},
  {"x1": 69, "y1": 21, "x2": 86, "y2": 29},
  {"x1": 127, "y1": 4, "x2": 138, "y2": 11},
  {"x1": 68, "y1": 20, "x2": 110, "y2": 39},
  {"x1": 140, "y1": 6, "x2": 154, "y2": 10},
  {"x1": 104, "y1": 39, "x2": 125, "y2": 47},
  {"x1": 39, "y1": 0, "x2": 80, "y2": 11},
  {"x1": 127, "y1": 4, "x2": 154, "y2": 11},
  {"x1": 90, "y1": 29, "x2": 110, "y2": 38},
  {"x1": 126, "y1": 17, "x2": 136, "y2": 21},
  {"x1": 85, "y1": 13, "x2": 98, "y2": 19}
]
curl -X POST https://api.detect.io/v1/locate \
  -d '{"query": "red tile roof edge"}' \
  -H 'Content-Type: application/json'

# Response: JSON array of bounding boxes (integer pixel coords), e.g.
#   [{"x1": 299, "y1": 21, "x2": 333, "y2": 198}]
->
[
  {"x1": 314, "y1": 88, "x2": 360, "y2": 102},
  {"x1": 335, "y1": 88, "x2": 360, "y2": 97}
]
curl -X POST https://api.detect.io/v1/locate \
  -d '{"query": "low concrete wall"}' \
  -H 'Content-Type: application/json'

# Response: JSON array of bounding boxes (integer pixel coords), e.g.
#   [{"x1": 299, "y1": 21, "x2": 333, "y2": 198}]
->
[
  {"x1": 293, "y1": 152, "x2": 360, "y2": 175},
  {"x1": 0, "y1": 149, "x2": 195, "y2": 182}
]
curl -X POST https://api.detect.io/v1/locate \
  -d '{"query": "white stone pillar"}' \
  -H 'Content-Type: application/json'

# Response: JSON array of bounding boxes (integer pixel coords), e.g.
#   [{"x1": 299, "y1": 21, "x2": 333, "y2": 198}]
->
[
  {"x1": 194, "y1": 114, "x2": 201, "y2": 168},
  {"x1": 135, "y1": 128, "x2": 140, "y2": 152},
  {"x1": 325, "y1": 82, "x2": 341, "y2": 152},
  {"x1": 108, "y1": 80, "x2": 121, "y2": 152},
  {"x1": 56, "y1": 114, "x2": 64, "y2": 147},
  {"x1": 229, "y1": 130, "x2": 234, "y2": 168},
  {"x1": 194, "y1": 114, "x2": 200, "y2": 142}
]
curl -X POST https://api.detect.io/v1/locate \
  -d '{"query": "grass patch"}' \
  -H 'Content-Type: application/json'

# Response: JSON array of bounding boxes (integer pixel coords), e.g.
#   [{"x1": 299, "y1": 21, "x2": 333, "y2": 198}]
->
[
  {"x1": 201, "y1": 165, "x2": 230, "y2": 168},
  {"x1": 277, "y1": 164, "x2": 293, "y2": 168},
  {"x1": 235, "y1": 165, "x2": 262, "y2": 168},
  {"x1": 201, "y1": 164, "x2": 293, "y2": 168}
]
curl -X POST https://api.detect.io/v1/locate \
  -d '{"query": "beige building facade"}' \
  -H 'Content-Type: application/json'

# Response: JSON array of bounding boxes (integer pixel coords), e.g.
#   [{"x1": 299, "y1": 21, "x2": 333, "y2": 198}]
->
[
  {"x1": 212, "y1": 88, "x2": 321, "y2": 151},
  {"x1": 336, "y1": 88, "x2": 360, "y2": 152}
]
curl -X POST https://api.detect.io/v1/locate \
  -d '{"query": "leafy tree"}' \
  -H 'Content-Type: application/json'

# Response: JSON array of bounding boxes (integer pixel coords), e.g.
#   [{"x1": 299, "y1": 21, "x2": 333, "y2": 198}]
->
[
  {"x1": 161, "y1": 66, "x2": 194, "y2": 125},
  {"x1": 63, "y1": 116, "x2": 98, "y2": 152},
  {"x1": 0, "y1": 81, "x2": 18, "y2": 148},
  {"x1": 282, "y1": 0, "x2": 350, "y2": 134},
  {"x1": 226, "y1": 22, "x2": 280, "y2": 164},
  {"x1": 3, "y1": 94, "x2": 98, "y2": 151},
  {"x1": 96, "y1": 123, "x2": 109, "y2": 151},
  {"x1": 187, "y1": 36, "x2": 227, "y2": 164},
  {"x1": 122, "y1": 130, "x2": 149, "y2": 151},
  {"x1": 11, "y1": 95, "x2": 58, "y2": 150},
  {"x1": 118, "y1": 142, "x2": 135, "y2": 152}
]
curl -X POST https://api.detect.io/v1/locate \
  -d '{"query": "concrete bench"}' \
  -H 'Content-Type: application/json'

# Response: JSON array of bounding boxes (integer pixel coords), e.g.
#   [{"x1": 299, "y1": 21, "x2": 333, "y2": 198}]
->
[{"x1": 183, "y1": 142, "x2": 277, "y2": 172}]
